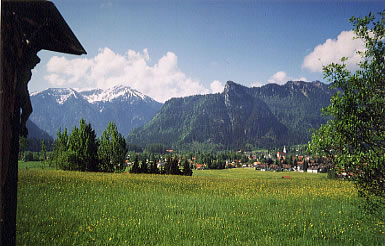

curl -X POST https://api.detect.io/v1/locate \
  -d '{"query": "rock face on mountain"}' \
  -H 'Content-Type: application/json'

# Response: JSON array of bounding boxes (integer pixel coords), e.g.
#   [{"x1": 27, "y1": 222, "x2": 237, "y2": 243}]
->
[
  {"x1": 30, "y1": 85, "x2": 162, "y2": 137},
  {"x1": 127, "y1": 81, "x2": 334, "y2": 149}
]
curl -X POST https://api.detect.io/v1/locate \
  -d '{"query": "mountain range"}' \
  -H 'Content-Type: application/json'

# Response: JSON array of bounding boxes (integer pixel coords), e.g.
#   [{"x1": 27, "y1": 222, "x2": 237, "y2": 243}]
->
[
  {"x1": 29, "y1": 85, "x2": 162, "y2": 137},
  {"x1": 127, "y1": 80, "x2": 335, "y2": 149},
  {"x1": 29, "y1": 81, "x2": 335, "y2": 150}
]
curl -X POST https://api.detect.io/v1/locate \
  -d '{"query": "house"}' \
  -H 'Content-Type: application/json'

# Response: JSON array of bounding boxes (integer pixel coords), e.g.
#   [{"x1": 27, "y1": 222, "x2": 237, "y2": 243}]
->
[
  {"x1": 195, "y1": 164, "x2": 206, "y2": 170},
  {"x1": 282, "y1": 164, "x2": 291, "y2": 170},
  {"x1": 157, "y1": 162, "x2": 165, "y2": 168},
  {"x1": 296, "y1": 160, "x2": 304, "y2": 170},
  {"x1": 276, "y1": 152, "x2": 286, "y2": 160},
  {"x1": 307, "y1": 168, "x2": 319, "y2": 173},
  {"x1": 225, "y1": 161, "x2": 236, "y2": 168},
  {"x1": 269, "y1": 164, "x2": 280, "y2": 170},
  {"x1": 253, "y1": 161, "x2": 262, "y2": 168},
  {"x1": 276, "y1": 146, "x2": 287, "y2": 160},
  {"x1": 255, "y1": 163, "x2": 268, "y2": 170}
]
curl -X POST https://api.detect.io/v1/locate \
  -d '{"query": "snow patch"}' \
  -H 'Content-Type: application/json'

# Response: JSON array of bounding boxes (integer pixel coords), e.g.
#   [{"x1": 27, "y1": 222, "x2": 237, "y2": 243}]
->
[
  {"x1": 30, "y1": 90, "x2": 43, "y2": 97},
  {"x1": 81, "y1": 85, "x2": 148, "y2": 103},
  {"x1": 50, "y1": 89, "x2": 78, "y2": 104},
  {"x1": 31, "y1": 88, "x2": 78, "y2": 104}
]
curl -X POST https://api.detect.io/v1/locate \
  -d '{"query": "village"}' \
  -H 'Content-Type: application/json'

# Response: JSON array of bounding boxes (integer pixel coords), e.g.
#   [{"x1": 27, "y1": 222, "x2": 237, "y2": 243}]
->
[
  {"x1": 191, "y1": 146, "x2": 332, "y2": 173},
  {"x1": 124, "y1": 146, "x2": 333, "y2": 174}
]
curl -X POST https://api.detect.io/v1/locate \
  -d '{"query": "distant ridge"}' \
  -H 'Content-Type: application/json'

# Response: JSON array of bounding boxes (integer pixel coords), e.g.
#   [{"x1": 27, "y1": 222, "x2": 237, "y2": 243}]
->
[{"x1": 30, "y1": 85, "x2": 162, "y2": 137}]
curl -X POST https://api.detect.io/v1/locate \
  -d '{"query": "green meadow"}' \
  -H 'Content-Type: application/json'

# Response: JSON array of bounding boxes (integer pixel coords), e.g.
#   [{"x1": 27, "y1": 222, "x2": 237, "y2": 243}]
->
[{"x1": 17, "y1": 163, "x2": 384, "y2": 245}]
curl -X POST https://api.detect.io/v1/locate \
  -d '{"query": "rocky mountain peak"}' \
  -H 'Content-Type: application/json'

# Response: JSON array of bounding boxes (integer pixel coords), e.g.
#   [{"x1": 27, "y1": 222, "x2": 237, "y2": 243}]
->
[
  {"x1": 29, "y1": 85, "x2": 162, "y2": 137},
  {"x1": 224, "y1": 80, "x2": 244, "y2": 91},
  {"x1": 81, "y1": 85, "x2": 150, "y2": 104},
  {"x1": 31, "y1": 88, "x2": 81, "y2": 105}
]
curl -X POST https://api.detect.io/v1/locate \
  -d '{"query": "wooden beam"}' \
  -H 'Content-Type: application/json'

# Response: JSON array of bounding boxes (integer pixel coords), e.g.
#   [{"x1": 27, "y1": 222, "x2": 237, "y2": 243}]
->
[{"x1": 0, "y1": 0, "x2": 4, "y2": 244}]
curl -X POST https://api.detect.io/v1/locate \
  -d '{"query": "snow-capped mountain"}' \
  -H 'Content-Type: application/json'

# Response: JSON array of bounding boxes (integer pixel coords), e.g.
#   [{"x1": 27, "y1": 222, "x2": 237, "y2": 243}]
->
[
  {"x1": 80, "y1": 85, "x2": 149, "y2": 103},
  {"x1": 30, "y1": 85, "x2": 162, "y2": 138}
]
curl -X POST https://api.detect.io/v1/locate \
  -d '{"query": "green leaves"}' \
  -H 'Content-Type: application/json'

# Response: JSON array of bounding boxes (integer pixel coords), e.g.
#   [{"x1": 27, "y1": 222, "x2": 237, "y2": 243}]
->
[{"x1": 310, "y1": 10, "x2": 385, "y2": 214}]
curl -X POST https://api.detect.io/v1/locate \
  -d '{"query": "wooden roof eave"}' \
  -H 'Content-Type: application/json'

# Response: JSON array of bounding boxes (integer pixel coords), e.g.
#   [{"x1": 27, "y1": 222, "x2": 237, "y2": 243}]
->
[{"x1": 3, "y1": 0, "x2": 86, "y2": 55}]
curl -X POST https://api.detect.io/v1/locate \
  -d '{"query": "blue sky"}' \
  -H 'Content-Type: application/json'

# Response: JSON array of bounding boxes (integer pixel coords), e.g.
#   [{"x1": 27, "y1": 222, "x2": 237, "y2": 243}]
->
[{"x1": 30, "y1": 0, "x2": 385, "y2": 102}]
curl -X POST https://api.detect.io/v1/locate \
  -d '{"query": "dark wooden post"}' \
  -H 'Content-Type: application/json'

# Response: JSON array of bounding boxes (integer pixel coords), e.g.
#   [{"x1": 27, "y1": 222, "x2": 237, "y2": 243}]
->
[
  {"x1": 0, "y1": 1, "x2": 3, "y2": 244},
  {"x1": 0, "y1": 1, "x2": 86, "y2": 245},
  {"x1": 1, "y1": 4, "x2": 25, "y2": 245}
]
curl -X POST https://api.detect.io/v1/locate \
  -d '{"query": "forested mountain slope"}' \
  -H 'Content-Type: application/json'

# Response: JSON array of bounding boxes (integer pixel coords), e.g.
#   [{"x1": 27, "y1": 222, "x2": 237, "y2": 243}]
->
[{"x1": 127, "y1": 80, "x2": 334, "y2": 149}]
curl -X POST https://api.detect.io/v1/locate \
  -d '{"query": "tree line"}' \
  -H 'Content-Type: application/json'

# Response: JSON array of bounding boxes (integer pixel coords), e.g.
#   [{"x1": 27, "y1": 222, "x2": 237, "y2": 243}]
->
[
  {"x1": 51, "y1": 119, "x2": 193, "y2": 176},
  {"x1": 129, "y1": 155, "x2": 192, "y2": 176},
  {"x1": 19, "y1": 135, "x2": 53, "y2": 162},
  {"x1": 126, "y1": 149, "x2": 248, "y2": 170}
]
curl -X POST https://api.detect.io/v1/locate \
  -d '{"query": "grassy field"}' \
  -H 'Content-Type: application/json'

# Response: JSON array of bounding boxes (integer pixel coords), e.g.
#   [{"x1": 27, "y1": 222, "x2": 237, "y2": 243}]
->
[
  {"x1": 17, "y1": 163, "x2": 384, "y2": 245},
  {"x1": 18, "y1": 160, "x2": 49, "y2": 170}
]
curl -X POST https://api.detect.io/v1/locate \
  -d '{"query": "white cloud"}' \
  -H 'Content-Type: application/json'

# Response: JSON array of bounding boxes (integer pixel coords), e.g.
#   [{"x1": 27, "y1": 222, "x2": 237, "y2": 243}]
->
[
  {"x1": 267, "y1": 71, "x2": 307, "y2": 85},
  {"x1": 45, "y1": 48, "x2": 211, "y2": 102},
  {"x1": 210, "y1": 80, "x2": 224, "y2": 93},
  {"x1": 46, "y1": 56, "x2": 93, "y2": 84},
  {"x1": 268, "y1": 71, "x2": 288, "y2": 85},
  {"x1": 45, "y1": 74, "x2": 66, "y2": 86},
  {"x1": 303, "y1": 30, "x2": 365, "y2": 73},
  {"x1": 250, "y1": 81, "x2": 265, "y2": 88}
]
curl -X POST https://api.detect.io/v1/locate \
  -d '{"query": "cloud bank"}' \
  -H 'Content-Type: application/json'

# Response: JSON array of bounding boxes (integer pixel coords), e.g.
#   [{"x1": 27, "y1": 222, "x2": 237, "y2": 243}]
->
[
  {"x1": 45, "y1": 48, "x2": 222, "y2": 102},
  {"x1": 267, "y1": 71, "x2": 307, "y2": 85},
  {"x1": 303, "y1": 30, "x2": 365, "y2": 73}
]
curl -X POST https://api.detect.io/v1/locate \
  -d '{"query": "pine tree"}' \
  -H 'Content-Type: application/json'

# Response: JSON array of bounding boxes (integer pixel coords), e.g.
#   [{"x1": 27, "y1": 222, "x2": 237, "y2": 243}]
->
[
  {"x1": 54, "y1": 119, "x2": 98, "y2": 171},
  {"x1": 40, "y1": 139, "x2": 46, "y2": 162},
  {"x1": 80, "y1": 119, "x2": 99, "y2": 171},
  {"x1": 170, "y1": 157, "x2": 182, "y2": 175},
  {"x1": 182, "y1": 159, "x2": 192, "y2": 176},
  {"x1": 98, "y1": 122, "x2": 127, "y2": 172},
  {"x1": 164, "y1": 157, "x2": 172, "y2": 175},
  {"x1": 18, "y1": 136, "x2": 28, "y2": 160},
  {"x1": 54, "y1": 128, "x2": 69, "y2": 170},
  {"x1": 140, "y1": 158, "x2": 148, "y2": 174},
  {"x1": 130, "y1": 155, "x2": 140, "y2": 173},
  {"x1": 67, "y1": 125, "x2": 82, "y2": 170},
  {"x1": 149, "y1": 158, "x2": 159, "y2": 174}
]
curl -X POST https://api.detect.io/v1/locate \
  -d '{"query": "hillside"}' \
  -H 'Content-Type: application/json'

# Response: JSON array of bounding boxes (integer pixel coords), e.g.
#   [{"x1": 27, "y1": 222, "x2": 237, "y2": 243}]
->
[{"x1": 24, "y1": 120, "x2": 54, "y2": 152}]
